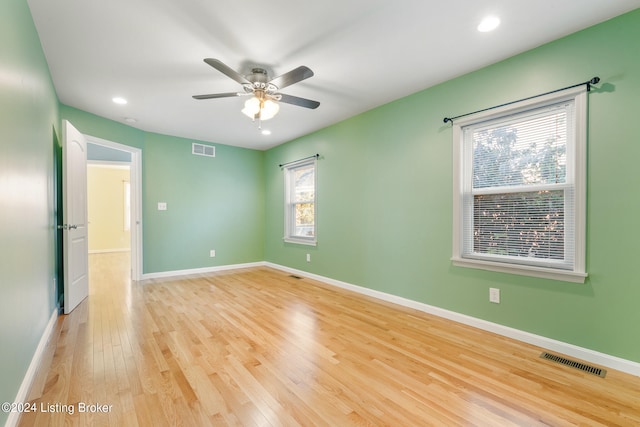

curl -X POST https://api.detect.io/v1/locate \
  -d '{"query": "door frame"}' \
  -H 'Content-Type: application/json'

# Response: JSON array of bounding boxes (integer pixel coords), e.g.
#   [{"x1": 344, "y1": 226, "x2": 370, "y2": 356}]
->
[{"x1": 85, "y1": 134, "x2": 143, "y2": 280}]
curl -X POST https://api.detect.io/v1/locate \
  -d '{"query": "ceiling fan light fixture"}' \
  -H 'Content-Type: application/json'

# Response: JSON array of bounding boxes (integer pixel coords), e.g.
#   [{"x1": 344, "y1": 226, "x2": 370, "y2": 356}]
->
[
  {"x1": 194, "y1": 58, "x2": 319, "y2": 123},
  {"x1": 260, "y1": 99, "x2": 279, "y2": 120},
  {"x1": 242, "y1": 97, "x2": 261, "y2": 118},
  {"x1": 241, "y1": 96, "x2": 279, "y2": 121}
]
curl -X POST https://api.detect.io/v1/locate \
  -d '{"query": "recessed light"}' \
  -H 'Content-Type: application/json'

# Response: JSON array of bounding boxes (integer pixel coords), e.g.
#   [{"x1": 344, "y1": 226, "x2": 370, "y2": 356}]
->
[
  {"x1": 478, "y1": 16, "x2": 500, "y2": 32},
  {"x1": 112, "y1": 97, "x2": 128, "y2": 105},
  {"x1": 124, "y1": 117, "x2": 137, "y2": 123},
  {"x1": 261, "y1": 129, "x2": 271, "y2": 135}
]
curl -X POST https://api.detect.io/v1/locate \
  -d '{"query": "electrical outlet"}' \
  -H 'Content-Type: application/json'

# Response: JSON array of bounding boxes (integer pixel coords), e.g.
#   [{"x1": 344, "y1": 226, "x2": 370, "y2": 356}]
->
[
  {"x1": 306, "y1": 253, "x2": 311, "y2": 262},
  {"x1": 157, "y1": 202, "x2": 167, "y2": 211},
  {"x1": 209, "y1": 250, "x2": 216, "y2": 257},
  {"x1": 489, "y1": 287, "x2": 501, "y2": 304}
]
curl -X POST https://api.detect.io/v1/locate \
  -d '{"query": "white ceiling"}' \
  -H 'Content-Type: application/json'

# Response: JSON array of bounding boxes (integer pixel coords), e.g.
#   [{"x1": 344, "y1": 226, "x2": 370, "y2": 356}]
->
[{"x1": 27, "y1": 0, "x2": 638, "y2": 150}]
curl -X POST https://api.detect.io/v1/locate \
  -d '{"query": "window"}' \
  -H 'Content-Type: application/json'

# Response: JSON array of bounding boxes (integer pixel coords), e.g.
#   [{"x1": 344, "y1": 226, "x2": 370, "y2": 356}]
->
[
  {"x1": 284, "y1": 158, "x2": 317, "y2": 245},
  {"x1": 452, "y1": 86, "x2": 587, "y2": 283}
]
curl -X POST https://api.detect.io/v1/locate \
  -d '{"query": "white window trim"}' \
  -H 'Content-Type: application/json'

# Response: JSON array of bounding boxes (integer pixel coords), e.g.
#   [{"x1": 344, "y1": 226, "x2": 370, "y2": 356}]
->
[
  {"x1": 451, "y1": 86, "x2": 587, "y2": 283},
  {"x1": 283, "y1": 158, "x2": 317, "y2": 246}
]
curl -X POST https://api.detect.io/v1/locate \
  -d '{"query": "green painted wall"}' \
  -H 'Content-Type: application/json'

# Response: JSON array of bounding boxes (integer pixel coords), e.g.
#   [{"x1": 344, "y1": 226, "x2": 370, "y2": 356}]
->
[
  {"x1": 0, "y1": 0, "x2": 60, "y2": 423},
  {"x1": 60, "y1": 106, "x2": 265, "y2": 274},
  {"x1": 142, "y1": 132, "x2": 264, "y2": 272},
  {"x1": 264, "y1": 9, "x2": 640, "y2": 363}
]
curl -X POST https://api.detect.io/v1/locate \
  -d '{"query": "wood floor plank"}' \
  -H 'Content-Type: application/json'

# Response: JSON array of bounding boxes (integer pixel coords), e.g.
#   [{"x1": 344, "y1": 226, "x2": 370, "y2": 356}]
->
[{"x1": 17, "y1": 252, "x2": 640, "y2": 426}]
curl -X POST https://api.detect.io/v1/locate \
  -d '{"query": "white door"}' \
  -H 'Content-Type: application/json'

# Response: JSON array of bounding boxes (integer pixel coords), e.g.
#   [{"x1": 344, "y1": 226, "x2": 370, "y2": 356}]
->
[{"x1": 62, "y1": 120, "x2": 89, "y2": 314}]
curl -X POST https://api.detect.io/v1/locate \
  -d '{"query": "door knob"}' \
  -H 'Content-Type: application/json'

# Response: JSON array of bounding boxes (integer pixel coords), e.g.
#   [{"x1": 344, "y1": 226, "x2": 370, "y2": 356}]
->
[{"x1": 57, "y1": 224, "x2": 78, "y2": 230}]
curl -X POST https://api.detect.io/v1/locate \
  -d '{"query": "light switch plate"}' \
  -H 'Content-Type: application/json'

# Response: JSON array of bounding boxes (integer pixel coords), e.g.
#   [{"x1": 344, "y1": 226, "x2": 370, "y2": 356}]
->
[{"x1": 489, "y1": 287, "x2": 500, "y2": 303}]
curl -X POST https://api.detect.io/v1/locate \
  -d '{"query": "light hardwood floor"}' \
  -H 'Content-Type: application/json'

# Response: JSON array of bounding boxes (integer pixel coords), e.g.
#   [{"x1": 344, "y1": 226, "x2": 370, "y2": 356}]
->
[{"x1": 18, "y1": 253, "x2": 640, "y2": 426}]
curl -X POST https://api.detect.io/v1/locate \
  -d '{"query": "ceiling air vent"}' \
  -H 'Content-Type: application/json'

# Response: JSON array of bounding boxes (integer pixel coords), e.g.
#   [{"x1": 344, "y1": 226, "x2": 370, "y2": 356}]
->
[{"x1": 192, "y1": 143, "x2": 215, "y2": 158}]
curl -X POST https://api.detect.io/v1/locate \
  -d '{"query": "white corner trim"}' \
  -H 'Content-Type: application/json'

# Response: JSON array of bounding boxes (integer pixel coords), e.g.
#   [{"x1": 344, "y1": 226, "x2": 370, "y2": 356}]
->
[
  {"x1": 6, "y1": 309, "x2": 59, "y2": 427},
  {"x1": 264, "y1": 262, "x2": 640, "y2": 378},
  {"x1": 140, "y1": 261, "x2": 266, "y2": 280}
]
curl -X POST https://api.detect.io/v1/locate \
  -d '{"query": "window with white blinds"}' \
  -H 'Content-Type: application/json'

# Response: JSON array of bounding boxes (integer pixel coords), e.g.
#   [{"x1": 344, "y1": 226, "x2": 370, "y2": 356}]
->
[
  {"x1": 452, "y1": 86, "x2": 587, "y2": 283},
  {"x1": 284, "y1": 158, "x2": 317, "y2": 245}
]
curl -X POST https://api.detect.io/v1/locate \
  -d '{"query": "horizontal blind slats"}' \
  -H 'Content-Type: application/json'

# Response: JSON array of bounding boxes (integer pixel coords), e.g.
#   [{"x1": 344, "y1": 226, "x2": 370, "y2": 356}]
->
[
  {"x1": 462, "y1": 99, "x2": 576, "y2": 269},
  {"x1": 469, "y1": 102, "x2": 572, "y2": 190},
  {"x1": 465, "y1": 190, "x2": 565, "y2": 260}
]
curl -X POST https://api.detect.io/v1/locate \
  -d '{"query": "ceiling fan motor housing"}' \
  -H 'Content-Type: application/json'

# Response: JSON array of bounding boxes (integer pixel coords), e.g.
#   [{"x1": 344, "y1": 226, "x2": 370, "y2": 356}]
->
[{"x1": 245, "y1": 68, "x2": 278, "y2": 94}]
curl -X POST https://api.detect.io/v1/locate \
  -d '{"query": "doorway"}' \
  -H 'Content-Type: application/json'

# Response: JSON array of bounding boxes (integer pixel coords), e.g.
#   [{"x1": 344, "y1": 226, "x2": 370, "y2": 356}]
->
[
  {"x1": 87, "y1": 162, "x2": 131, "y2": 253},
  {"x1": 85, "y1": 135, "x2": 142, "y2": 280}
]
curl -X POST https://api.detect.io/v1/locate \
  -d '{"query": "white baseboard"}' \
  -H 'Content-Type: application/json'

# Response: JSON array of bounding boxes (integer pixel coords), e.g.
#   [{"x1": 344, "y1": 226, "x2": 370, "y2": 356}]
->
[
  {"x1": 140, "y1": 261, "x2": 265, "y2": 280},
  {"x1": 264, "y1": 262, "x2": 640, "y2": 378},
  {"x1": 5, "y1": 309, "x2": 59, "y2": 427},
  {"x1": 89, "y1": 248, "x2": 131, "y2": 254}
]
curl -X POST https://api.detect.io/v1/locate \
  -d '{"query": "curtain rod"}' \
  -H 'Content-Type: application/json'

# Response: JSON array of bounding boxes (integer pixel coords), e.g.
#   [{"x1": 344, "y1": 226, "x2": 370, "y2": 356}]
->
[
  {"x1": 279, "y1": 153, "x2": 319, "y2": 168},
  {"x1": 443, "y1": 77, "x2": 600, "y2": 124}
]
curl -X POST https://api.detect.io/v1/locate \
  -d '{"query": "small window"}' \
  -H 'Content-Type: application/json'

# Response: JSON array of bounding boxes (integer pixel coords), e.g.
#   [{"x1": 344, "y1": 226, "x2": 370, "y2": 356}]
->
[
  {"x1": 284, "y1": 159, "x2": 317, "y2": 245},
  {"x1": 451, "y1": 86, "x2": 587, "y2": 283}
]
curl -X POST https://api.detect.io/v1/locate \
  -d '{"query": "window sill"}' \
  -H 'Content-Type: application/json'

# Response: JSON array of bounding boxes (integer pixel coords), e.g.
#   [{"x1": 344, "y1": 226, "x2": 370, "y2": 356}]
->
[
  {"x1": 451, "y1": 257, "x2": 587, "y2": 283},
  {"x1": 284, "y1": 237, "x2": 317, "y2": 247}
]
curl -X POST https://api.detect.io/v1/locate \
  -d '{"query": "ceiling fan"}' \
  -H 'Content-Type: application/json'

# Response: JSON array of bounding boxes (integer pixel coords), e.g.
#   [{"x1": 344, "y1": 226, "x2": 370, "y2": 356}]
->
[{"x1": 193, "y1": 58, "x2": 320, "y2": 123}]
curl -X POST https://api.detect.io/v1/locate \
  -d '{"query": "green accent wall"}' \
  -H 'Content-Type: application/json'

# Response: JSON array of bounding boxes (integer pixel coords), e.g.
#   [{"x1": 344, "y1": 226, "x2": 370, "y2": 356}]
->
[
  {"x1": 264, "y1": 9, "x2": 640, "y2": 363},
  {"x1": 59, "y1": 106, "x2": 265, "y2": 274},
  {"x1": 0, "y1": 0, "x2": 60, "y2": 423},
  {"x1": 142, "y1": 132, "x2": 264, "y2": 272}
]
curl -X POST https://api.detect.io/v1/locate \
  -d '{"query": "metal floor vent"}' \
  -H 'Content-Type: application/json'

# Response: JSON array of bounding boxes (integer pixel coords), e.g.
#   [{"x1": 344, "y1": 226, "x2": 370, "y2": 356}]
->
[
  {"x1": 288, "y1": 275, "x2": 303, "y2": 280},
  {"x1": 540, "y1": 352, "x2": 606, "y2": 378}
]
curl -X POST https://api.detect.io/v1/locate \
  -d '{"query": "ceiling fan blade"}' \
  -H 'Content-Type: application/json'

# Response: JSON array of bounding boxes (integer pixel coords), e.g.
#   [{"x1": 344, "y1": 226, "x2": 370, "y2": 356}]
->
[
  {"x1": 203, "y1": 58, "x2": 250, "y2": 85},
  {"x1": 269, "y1": 66, "x2": 314, "y2": 90},
  {"x1": 278, "y1": 93, "x2": 320, "y2": 109},
  {"x1": 192, "y1": 92, "x2": 242, "y2": 100}
]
